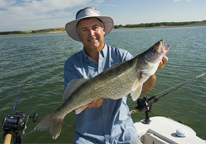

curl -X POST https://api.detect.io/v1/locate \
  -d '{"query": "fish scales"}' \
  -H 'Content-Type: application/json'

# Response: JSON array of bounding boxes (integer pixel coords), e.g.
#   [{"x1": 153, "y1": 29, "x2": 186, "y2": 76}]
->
[{"x1": 98, "y1": 59, "x2": 139, "y2": 99}]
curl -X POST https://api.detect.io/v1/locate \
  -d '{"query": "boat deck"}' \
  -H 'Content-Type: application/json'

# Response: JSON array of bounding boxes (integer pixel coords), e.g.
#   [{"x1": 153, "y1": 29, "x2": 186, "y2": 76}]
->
[{"x1": 134, "y1": 116, "x2": 205, "y2": 144}]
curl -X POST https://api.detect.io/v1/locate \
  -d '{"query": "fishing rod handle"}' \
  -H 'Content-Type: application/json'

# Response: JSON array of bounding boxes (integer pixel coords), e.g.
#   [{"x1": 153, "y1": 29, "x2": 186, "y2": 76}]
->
[
  {"x1": 3, "y1": 133, "x2": 11, "y2": 144},
  {"x1": 130, "y1": 108, "x2": 139, "y2": 115}
]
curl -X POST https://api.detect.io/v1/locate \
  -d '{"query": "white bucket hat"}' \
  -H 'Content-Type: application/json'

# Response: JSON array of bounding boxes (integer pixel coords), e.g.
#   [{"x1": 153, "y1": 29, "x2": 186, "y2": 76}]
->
[{"x1": 65, "y1": 7, "x2": 114, "y2": 42}]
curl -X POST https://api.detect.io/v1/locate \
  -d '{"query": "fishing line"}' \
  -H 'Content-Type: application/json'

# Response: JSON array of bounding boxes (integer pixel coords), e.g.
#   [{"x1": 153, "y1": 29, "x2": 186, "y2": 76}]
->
[
  {"x1": 130, "y1": 71, "x2": 206, "y2": 115},
  {"x1": 12, "y1": 81, "x2": 33, "y2": 114},
  {"x1": 155, "y1": 71, "x2": 206, "y2": 99}
]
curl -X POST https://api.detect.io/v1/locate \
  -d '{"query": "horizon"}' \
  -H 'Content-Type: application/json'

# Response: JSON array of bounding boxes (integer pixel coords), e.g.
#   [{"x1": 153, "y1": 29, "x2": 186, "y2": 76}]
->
[
  {"x1": 1, "y1": 0, "x2": 206, "y2": 32},
  {"x1": 1, "y1": 20, "x2": 206, "y2": 33}
]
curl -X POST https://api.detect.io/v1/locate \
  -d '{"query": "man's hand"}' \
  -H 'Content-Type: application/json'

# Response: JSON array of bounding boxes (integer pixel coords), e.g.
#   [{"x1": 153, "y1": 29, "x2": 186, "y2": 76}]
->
[
  {"x1": 88, "y1": 98, "x2": 104, "y2": 108},
  {"x1": 157, "y1": 56, "x2": 168, "y2": 71},
  {"x1": 83, "y1": 98, "x2": 104, "y2": 112}
]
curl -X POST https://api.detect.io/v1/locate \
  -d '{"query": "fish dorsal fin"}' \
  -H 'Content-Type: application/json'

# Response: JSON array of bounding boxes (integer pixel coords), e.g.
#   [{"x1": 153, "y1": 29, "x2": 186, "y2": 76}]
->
[
  {"x1": 62, "y1": 78, "x2": 89, "y2": 101},
  {"x1": 131, "y1": 85, "x2": 142, "y2": 101}
]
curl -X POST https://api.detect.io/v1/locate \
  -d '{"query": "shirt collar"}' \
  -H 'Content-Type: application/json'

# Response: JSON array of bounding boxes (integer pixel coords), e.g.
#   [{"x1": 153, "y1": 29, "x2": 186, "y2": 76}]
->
[
  {"x1": 82, "y1": 44, "x2": 107, "y2": 62},
  {"x1": 100, "y1": 43, "x2": 107, "y2": 59}
]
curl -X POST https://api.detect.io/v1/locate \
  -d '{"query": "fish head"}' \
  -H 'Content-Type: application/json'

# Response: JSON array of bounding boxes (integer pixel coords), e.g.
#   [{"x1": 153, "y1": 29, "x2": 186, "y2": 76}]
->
[
  {"x1": 137, "y1": 40, "x2": 169, "y2": 76},
  {"x1": 144, "y1": 40, "x2": 169, "y2": 63}
]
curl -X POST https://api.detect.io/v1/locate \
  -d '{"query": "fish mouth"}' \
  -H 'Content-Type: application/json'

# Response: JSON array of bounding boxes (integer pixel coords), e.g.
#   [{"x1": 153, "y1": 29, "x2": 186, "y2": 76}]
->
[
  {"x1": 164, "y1": 45, "x2": 169, "y2": 53},
  {"x1": 157, "y1": 40, "x2": 169, "y2": 55}
]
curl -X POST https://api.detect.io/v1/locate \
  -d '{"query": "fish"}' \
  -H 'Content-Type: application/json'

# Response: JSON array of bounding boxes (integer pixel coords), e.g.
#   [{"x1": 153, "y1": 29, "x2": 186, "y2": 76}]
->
[{"x1": 34, "y1": 40, "x2": 169, "y2": 139}]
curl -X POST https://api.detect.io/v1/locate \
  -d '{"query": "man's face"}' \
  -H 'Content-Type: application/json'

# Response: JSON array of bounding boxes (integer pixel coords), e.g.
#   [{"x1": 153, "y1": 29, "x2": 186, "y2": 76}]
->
[{"x1": 77, "y1": 18, "x2": 105, "y2": 54}]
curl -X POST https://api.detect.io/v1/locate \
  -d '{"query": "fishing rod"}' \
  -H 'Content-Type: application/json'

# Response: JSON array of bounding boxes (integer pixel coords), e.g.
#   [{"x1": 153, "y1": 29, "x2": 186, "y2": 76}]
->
[
  {"x1": 2, "y1": 81, "x2": 38, "y2": 144},
  {"x1": 12, "y1": 81, "x2": 31, "y2": 115},
  {"x1": 130, "y1": 71, "x2": 206, "y2": 124}
]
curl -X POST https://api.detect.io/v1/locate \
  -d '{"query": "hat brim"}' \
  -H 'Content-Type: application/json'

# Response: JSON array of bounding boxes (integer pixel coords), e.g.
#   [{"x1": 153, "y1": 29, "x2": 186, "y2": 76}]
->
[{"x1": 65, "y1": 16, "x2": 114, "y2": 42}]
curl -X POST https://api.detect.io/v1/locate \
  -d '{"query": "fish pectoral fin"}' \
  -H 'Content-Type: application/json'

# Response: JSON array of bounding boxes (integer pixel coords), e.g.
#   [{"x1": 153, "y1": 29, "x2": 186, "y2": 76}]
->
[
  {"x1": 131, "y1": 78, "x2": 140, "y2": 91},
  {"x1": 131, "y1": 84, "x2": 142, "y2": 101},
  {"x1": 74, "y1": 104, "x2": 89, "y2": 114},
  {"x1": 63, "y1": 78, "x2": 89, "y2": 101}
]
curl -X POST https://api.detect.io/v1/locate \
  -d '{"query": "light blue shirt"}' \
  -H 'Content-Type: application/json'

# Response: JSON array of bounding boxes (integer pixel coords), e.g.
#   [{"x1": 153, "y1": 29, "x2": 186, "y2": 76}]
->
[{"x1": 64, "y1": 44, "x2": 139, "y2": 144}]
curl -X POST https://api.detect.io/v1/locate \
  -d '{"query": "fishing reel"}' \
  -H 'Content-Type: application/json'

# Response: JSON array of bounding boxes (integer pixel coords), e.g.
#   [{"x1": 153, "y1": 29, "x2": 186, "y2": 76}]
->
[
  {"x1": 135, "y1": 95, "x2": 159, "y2": 112},
  {"x1": 2, "y1": 81, "x2": 38, "y2": 144},
  {"x1": 133, "y1": 95, "x2": 159, "y2": 124},
  {"x1": 2, "y1": 112, "x2": 38, "y2": 143}
]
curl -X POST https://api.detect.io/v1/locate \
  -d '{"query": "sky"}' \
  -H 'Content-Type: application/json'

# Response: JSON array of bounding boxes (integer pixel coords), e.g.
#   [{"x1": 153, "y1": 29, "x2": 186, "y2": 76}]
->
[{"x1": 0, "y1": 0, "x2": 206, "y2": 32}]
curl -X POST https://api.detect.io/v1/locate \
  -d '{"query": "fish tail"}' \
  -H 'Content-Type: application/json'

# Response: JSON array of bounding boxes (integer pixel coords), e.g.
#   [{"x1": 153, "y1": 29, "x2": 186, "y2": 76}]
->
[{"x1": 34, "y1": 112, "x2": 64, "y2": 139}]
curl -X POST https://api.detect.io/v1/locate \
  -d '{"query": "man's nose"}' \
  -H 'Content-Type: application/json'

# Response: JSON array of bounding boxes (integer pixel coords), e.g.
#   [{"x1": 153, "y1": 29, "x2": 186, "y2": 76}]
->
[{"x1": 88, "y1": 29, "x2": 95, "y2": 36}]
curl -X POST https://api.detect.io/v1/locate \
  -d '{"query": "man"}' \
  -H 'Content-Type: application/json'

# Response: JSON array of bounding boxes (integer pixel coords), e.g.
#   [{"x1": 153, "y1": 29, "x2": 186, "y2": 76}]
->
[{"x1": 64, "y1": 7, "x2": 168, "y2": 144}]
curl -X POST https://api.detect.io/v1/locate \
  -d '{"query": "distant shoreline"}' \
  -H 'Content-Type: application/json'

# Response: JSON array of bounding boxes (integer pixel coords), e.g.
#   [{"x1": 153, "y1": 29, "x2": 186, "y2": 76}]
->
[
  {"x1": 114, "y1": 21, "x2": 206, "y2": 29},
  {"x1": 1, "y1": 21, "x2": 206, "y2": 36}
]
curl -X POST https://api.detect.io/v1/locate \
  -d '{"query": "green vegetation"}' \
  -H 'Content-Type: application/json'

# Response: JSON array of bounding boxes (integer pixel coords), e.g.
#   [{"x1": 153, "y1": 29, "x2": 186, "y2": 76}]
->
[
  {"x1": 114, "y1": 20, "x2": 206, "y2": 29},
  {"x1": 0, "y1": 31, "x2": 27, "y2": 35},
  {"x1": 1, "y1": 20, "x2": 206, "y2": 36},
  {"x1": 0, "y1": 28, "x2": 65, "y2": 36},
  {"x1": 31, "y1": 28, "x2": 65, "y2": 33}
]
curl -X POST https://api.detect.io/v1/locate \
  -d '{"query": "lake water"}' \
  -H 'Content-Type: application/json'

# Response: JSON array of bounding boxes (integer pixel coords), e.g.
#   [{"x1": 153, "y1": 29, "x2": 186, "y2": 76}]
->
[{"x1": 0, "y1": 26, "x2": 206, "y2": 143}]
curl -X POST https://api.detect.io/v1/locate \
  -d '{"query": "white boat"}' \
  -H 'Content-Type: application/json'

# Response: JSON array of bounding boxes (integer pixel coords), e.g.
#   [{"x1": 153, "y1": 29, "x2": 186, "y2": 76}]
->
[{"x1": 134, "y1": 116, "x2": 205, "y2": 144}]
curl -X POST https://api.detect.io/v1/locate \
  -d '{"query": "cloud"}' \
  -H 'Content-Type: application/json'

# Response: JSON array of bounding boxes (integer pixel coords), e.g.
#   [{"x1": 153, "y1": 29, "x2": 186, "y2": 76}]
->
[
  {"x1": 5, "y1": 0, "x2": 91, "y2": 17},
  {"x1": 0, "y1": 0, "x2": 16, "y2": 8},
  {"x1": 95, "y1": 0, "x2": 104, "y2": 3},
  {"x1": 0, "y1": 0, "x2": 92, "y2": 31}
]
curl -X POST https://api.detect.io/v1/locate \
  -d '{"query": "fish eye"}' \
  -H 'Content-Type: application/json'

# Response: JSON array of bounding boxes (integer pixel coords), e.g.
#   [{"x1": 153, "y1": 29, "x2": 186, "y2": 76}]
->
[{"x1": 152, "y1": 47, "x2": 157, "y2": 52}]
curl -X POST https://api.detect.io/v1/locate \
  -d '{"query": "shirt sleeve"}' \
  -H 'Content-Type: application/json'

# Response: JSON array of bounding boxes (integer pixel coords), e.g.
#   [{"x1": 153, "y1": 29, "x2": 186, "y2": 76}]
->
[
  {"x1": 64, "y1": 59, "x2": 80, "y2": 90},
  {"x1": 124, "y1": 51, "x2": 134, "y2": 61},
  {"x1": 118, "y1": 48, "x2": 134, "y2": 62}
]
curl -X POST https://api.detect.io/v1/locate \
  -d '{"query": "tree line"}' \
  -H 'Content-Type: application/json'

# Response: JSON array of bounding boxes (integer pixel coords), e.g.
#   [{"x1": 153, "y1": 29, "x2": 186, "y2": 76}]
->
[
  {"x1": 114, "y1": 20, "x2": 206, "y2": 29},
  {"x1": 0, "y1": 31, "x2": 27, "y2": 35},
  {"x1": 0, "y1": 28, "x2": 64, "y2": 35},
  {"x1": 31, "y1": 28, "x2": 64, "y2": 33}
]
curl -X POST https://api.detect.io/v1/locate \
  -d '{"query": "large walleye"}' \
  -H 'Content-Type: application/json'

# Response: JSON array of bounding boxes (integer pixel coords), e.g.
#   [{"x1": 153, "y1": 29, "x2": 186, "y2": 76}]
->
[{"x1": 34, "y1": 40, "x2": 169, "y2": 139}]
